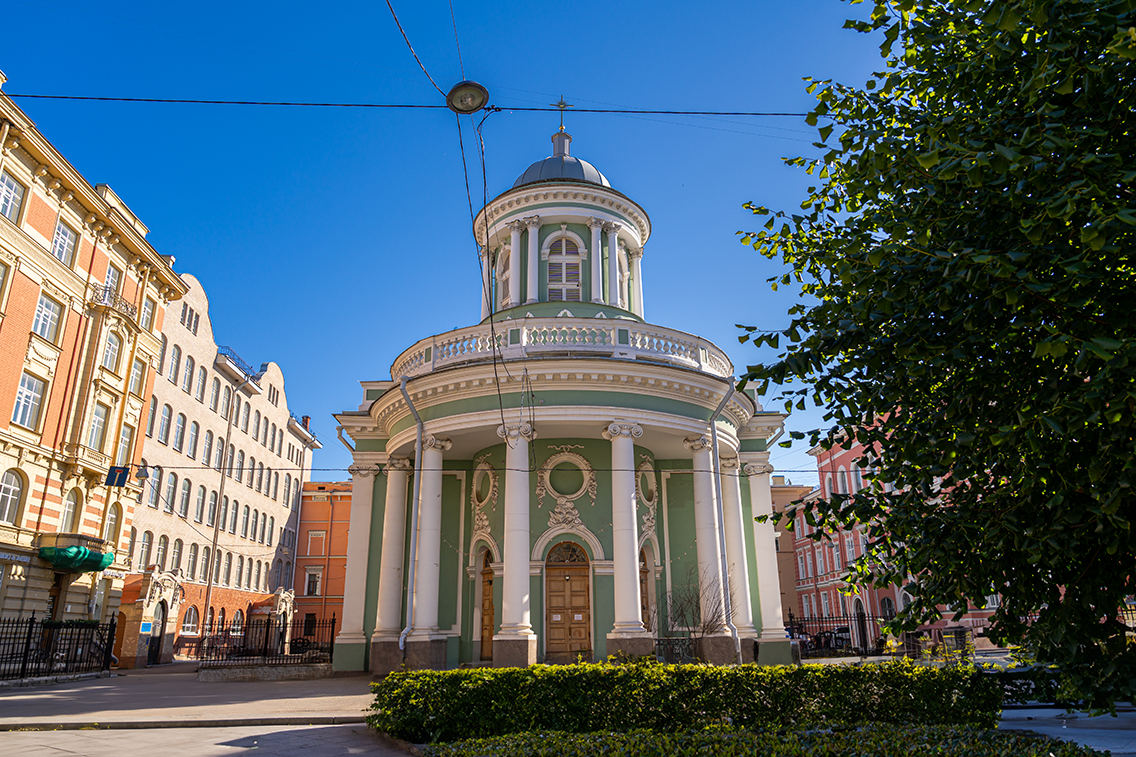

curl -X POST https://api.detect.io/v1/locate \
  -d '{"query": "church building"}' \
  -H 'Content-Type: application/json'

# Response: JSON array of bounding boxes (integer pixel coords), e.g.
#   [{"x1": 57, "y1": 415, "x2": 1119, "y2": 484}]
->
[{"x1": 333, "y1": 129, "x2": 790, "y2": 671}]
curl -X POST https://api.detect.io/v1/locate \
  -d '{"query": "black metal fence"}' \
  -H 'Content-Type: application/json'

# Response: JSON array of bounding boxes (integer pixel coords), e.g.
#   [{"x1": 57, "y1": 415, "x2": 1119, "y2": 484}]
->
[
  {"x1": 0, "y1": 615, "x2": 117, "y2": 681},
  {"x1": 192, "y1": 615, "x2": 336, "y2": 668},
  {"x1": 655, "y1": 636, "x2": 697, "y2": 663},
  {"x1": 786, "y1": 611, "x2": 900, "y2": 658}
]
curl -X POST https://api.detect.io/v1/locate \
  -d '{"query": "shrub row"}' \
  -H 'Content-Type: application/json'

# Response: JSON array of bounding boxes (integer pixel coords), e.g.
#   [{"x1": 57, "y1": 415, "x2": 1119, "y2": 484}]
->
[
  {"x1": 422, "y1": 726, "x2": 1103, "y2": 757},
  {"x1": 369, "y1": 659, "x2": 1001, "y2": 743}
]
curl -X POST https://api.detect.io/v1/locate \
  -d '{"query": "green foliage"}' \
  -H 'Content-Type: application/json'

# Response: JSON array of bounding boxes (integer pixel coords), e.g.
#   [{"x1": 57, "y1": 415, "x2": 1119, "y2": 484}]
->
[
  {"x1": 738, "y1": 0, "x2": 1136, "y2": 707},
  {"x1": 368, "y1": 658, "x2": 1001, "y2": 743},
  {"x1": 423, "y1": 726, "x2": 1104, "y2": 757}
]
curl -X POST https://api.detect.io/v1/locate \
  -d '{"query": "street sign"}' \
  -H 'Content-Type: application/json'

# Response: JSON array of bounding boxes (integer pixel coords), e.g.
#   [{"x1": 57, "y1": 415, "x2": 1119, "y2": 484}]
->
[{"x1": 105, "y1": 466, "x2": 131, "y2": 487}]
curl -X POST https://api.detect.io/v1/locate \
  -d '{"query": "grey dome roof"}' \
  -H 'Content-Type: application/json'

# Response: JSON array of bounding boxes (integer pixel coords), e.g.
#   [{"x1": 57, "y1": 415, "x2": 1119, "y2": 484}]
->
[{"x1": 513, "y1": 131, "x2": 610, "y2": 189}]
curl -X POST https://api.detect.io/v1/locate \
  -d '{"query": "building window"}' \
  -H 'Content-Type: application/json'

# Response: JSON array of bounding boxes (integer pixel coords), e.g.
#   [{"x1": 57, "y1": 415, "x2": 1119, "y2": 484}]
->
[
  {"x1": 880, "y1": 596, "x2": 897, "y2": 620},
  {"x1": 267, "y1": 516, "x2": 274, "y2": 546},
  {"x1": 101, "y1": 333, "x2": 121, "y2": 372},
  {"x1": 241, "y1": 404, "x2": 250, "y2": 432},
  {"x1": 164, "y1": 472, "x2": 178, "y2": 513},
  {"x1": 235, "y1": 450, "x2": 244, "y2": 480},
  {"x1": 172, "y1": 413, "x2": 186, "y2": 451},
  {"x1": 251, "y1": 508, "x2": 259, "y2": 540},
  {"x1": 546, "y1": 237, "x2": 582, "y2": 301},
  {"x1": 156, "y1": 535, "x2": 168, "y2": 570},
  {"x1": 187, "y1": 544, "x2": 198, "y2": 580},
  {"x1": 200, "y1": 547, "x2": 209, "y2": 581},
  {"x1": 158, "y1": 404, "x2": 172, "y2": 444},
  {"x1": 194, "y1": 486, "x2": 206, "y2": 522},
  {"x1": 0, "y1": 171, "x2": 26, "y2": 222},
  {"x1": 12, "y1": 372, "x2": 46, "y2": 430},
  {"x1": 305, "y1": 569, "x2": 322, "y2": 596},
  {"x1": 139, "y1": 531, "x2": 153, "y2": 567},
  {"x1": 496, "y1": 248, "x2": 511, "y2": 308},
  {"x1": 103, "y1": 502, "x2": 120, "y2": 546},
  {"x1": 139, "y1": 297, "x2": 155, "y2": 331},
  {"x1": 207, "y1": 491, "x2": 217, "y2": 526},
  {"x1": 308, "y1": 530, "x2": 326, "y2": 557},
  {"x1": 32, "y1": 294, "x2": 63, "y2": 343},
  {"x1": 60, "y1": 489, "x2": 80, "y2": 532},
  {"x1": 147, "y1": 467, "x2": 162, "y2": 508},
  {"x1": 254, "y1": 561, "x2": 262, "y2": 590},
  {"x1": 167, "y1": 345, "x2": 181, "y2": 383},
  {"x1": 182, "y1": 356, "x2": 195, "y2": 393},
  {"x1": 196, "y1": 368, "x2": 207, "y2": 402},
  {"x1": 229, "y1": 500, "x2": 239, "y2": 533},
  {"x1": 202, "y1": 430, "x2": 213, "y2": 467},
  {"x1": 259, "y1": 513, "x2": 267, "y2": 543},
  {"x1": 253, "y1": 410, "x2": 260, "y2": 439},
  {"x1": 51, "y1": 221, "x2": 78, "y2": 266},
  {"x1": 187, "y1": 421, "x2": 199, "y2": 458},
  {"x1": 105, "y1": 264, "x2": 123, "y2": 293},
  {"x1": 178, "y1": 479, "x2": 191, "y2": 517},
  {"x1": 210, "y1": 378, "x2": 220, "y2": 411},
  {"x1": 236, "y1": 556, "x2": 244, "y2": 587},
  {"x1": 221, "y1": 387, "x2": 231, "y2": 419},
  {"x1": 129, "y1": 358, "x2": 146, "y2": 396},
  {"x1": 223, "y1": 553, "x2": 232, "y2": 585},
  {"x1": 241, "y1": 506, "x2": 250, "y2": 538},
  {"x1": 182, "y1": 606, "x2": 199, "y2": 634},
  {"x1": 87, "y1": 402, "x2": 110, "y2": 451}
]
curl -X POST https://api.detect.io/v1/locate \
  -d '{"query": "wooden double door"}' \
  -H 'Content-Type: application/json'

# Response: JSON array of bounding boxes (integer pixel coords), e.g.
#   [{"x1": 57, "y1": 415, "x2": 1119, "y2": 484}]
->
[{"x1": 545, "y1": 542, "x2": 591, "y2": 663}]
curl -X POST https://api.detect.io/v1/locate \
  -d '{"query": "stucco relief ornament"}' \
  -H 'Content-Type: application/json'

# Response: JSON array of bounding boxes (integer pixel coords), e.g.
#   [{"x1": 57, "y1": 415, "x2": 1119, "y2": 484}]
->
[
  {"x1": 635, "y1": 460, "x2": 659, "y2": 535},
  {"x1": 146, "y1": 570, "x2": 182, "y2": 609},
  {"x1": 470, "y1": 453, "x2": 499, "y2": 539},
  {"x1": 548, "y1": 499, "x2": 585, "y2": 530},
  {"x1": 536, "y1": 449, "x2": 597, "y2": 531}
]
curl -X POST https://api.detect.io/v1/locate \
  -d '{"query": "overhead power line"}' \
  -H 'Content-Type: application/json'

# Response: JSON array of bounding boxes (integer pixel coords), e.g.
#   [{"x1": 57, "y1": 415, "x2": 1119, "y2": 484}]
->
[{"x1": 2, "y1": 93, "x2": 815, "y2": 117}]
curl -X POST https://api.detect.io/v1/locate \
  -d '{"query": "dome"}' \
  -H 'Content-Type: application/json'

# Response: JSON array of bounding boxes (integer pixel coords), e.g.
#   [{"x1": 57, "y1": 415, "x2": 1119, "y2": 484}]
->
[{"x1": 512, "y1": 130, "x2": 610, "y2": 189}]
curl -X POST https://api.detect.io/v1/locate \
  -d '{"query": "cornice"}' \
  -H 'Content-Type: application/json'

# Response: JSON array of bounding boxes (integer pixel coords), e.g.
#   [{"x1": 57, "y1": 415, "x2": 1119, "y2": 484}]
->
[{"x1": 473, "y1": 184, "x2": 650, "y2": 247}]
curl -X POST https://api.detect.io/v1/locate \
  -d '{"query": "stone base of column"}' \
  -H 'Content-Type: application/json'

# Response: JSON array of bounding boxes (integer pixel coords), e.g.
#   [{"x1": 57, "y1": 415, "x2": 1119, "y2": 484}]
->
[
  {"x1": 739, "y1": 635, "x2": 759, "y2": 664},
  {"x1": 369, "y1": 638, "x2": 405, "y2": 675},
  {"x1": 757, "y1": 639, "x2": 800, "y2": 666},
  {"x1": 403, "y1": 637, "x2": 448, "y2": 671},
  {"x1": 696, "y1": 634, "x2": 740, "y2": 665},
  {"x1": 492, "y1": 634, "x2": 537, "y2": 668},
  {"x1": 606, "y1": 633, "x2": 657, "y2": 660}
]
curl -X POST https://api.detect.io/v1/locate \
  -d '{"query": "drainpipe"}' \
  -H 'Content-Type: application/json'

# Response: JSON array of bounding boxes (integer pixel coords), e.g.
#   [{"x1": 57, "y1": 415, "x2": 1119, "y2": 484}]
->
[
  {"x1": 709, "y1": 380, "x2": 742, "y2": 664},
  {"x1": 398, "y1": 376, "x2": 424, "y2": 654}
]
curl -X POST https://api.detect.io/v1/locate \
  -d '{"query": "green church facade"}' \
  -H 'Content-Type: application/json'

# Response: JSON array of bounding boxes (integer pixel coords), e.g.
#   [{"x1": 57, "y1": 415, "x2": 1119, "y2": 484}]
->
[{"x1": 333, "y1": 130, "x2": 791, "y2": 671}]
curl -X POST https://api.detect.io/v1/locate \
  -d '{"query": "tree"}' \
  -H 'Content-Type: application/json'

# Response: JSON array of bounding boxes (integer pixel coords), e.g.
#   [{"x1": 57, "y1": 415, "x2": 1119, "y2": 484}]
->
[{"x1": 738, "y1": 0, "x2": 1136, "y2": 706}]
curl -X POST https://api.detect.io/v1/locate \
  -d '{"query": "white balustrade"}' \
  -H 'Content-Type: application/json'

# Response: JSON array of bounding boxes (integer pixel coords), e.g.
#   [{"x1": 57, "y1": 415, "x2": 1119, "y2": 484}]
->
[{"x1": 390, "y1": 318, "x2": 733, "y2": 379}]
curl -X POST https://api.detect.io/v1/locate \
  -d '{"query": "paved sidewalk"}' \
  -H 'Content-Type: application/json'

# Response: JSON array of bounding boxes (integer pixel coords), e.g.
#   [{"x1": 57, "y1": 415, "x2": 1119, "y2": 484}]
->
[
  {"x1": 1000, "y1": 707, "x2": 1136, "y2": 756},
  {"x1": 0, "y1": 661, "x2": 375, "y2": 730}
]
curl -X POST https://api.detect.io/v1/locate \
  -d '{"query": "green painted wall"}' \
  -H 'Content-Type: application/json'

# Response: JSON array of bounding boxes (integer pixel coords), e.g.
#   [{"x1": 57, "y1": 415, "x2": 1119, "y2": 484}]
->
[
  {"x1": 362, "y1": 472, "x2": 390, "y2": 645},
  {"x1": 658, "y1": 463, "x2": 698, "y2": 635}
]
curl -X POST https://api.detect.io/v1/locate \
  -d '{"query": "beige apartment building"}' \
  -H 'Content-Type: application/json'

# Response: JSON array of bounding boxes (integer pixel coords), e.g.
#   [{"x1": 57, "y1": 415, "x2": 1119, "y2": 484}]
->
[
  {"x1": 0, "y1": 71, "x2": 186, "y2": 623},
  {"x1": 124, "y1": 272, "x2": 321, "y2": 664}
]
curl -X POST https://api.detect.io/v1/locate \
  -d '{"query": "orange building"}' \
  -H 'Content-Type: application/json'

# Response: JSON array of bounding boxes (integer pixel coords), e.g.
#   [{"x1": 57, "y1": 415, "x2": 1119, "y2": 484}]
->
[
  {"x1": 0, "y1": 71, "x2": 185, "y2": 623},
  {"x1": 293, "y1": 481, "x2": 350, "y2": 629},
  {"x1": 770, "y1": 475, "x2": 811, "y2": 624}
]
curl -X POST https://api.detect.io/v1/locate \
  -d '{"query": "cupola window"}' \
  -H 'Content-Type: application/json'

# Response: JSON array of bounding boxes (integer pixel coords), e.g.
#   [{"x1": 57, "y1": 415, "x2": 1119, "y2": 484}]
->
[
  {"x1": 497, "y1": 248, "x2": 511, "y2": 309},
  {"x1": 547, "y1": 238, "x2": 581, "y2": 302}
]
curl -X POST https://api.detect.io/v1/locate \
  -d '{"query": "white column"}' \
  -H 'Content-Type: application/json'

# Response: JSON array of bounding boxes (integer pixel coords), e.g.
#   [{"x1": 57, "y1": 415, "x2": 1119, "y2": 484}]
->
[
  {"x1": 720, "y1": 457, "x2": 757, "y2": 638},
  {"x1": 525, "y1": 215, "x2": 541, "y2": 304},
  {"x1": 374, "y1": 457, "x2": 412, "y2": 636},
  {"x1": 409, "y1": 436, "x2": 451, "y2": 637},
  {"x1": 337, "y1": 459, "x2": 382, "y2": 645},
  {"x1": 684, "y1": 435, "x2": 726, "y2": 633},
  {"x1": 497, "y1": 422, "x2": 536, "y2": 636},
  {"x1": 744, "y1": 459, "x2": 785, "y2": 640},
  {"x1": 629, "y1": 248, "x2": 644, "y2": 319},
  {"x1": 603, "y1": 422, "x2": 647, "y2": 636},
  {"x1": 587, "y1": 217, "x2": 605, "y2": 303},
  {"x1": 604, "y1": 222, "x2": 621, "y2": 307},
  {"x1": 507, "y1": 221, "x2": 524, "y2": 308},
  {"x1": 479, "y1": 247, "x2": 491, "y2": 321}
]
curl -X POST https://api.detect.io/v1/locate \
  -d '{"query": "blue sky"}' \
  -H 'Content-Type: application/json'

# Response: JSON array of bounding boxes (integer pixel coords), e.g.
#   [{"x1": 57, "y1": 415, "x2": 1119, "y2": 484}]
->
[{"x1": 2, "y1": 0, "x2": 883, "y2": 486}]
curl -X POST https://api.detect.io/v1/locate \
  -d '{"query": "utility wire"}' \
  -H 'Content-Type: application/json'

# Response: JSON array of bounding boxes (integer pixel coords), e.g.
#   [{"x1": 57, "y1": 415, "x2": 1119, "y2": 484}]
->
[
  {"x1": 448, "y1": 0, "x2": 465, "y2": 80},
  {"x1": 383, "y1": 0, "x2": 445, "y2": 96}
]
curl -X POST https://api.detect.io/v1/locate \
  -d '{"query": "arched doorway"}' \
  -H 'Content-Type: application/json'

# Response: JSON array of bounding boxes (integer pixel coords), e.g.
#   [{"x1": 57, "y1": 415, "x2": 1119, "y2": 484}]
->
[
  {"x1": 853, "y1": 597, "x2": 868, "y2": 653},
  {"x1": 545, "y1": 541, "x2": 590, "y2": 664},
  {"x1": 639, "y1": 549, "x2": 651, "y2": 630},
  {"x1": 148, "y1": 600, "x2": 167, "y2": 666},
  {"x1": 480, "y1": 551, "x2": 494, "y2": 661}
]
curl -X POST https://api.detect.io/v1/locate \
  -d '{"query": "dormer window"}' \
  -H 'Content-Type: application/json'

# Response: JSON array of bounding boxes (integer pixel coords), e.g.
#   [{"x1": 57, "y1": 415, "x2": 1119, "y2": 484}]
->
[{"x1": 547, "y1": 238, "x2": 581, "y2": 302}]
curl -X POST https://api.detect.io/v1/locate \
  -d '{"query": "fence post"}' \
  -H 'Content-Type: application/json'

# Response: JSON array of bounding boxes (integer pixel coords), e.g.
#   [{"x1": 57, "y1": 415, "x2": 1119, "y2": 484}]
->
[
  {"x1": 104, "y1": 617, "x2": 117, "y2": 672},
  {"x1": 329, "y1": 613, "x2": 336, "y2": 660},
  {"x1": 261, "y1": 616, "x2": 271, "y2": 662},
  {"x1": 19, "y1": 614, "x2": 35, "y2": 679}
]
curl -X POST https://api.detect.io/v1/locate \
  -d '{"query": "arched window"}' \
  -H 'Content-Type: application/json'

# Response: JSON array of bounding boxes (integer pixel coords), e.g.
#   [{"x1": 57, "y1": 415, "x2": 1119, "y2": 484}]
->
[
  {"x1": 159, "y1": 334, "x2": 167, "y2": 373},
  {"x1": 101, "y1": 333, "x2": 121, "y2": 372},
  {"x1": 253, "y1": 410, "x2": 260, "y2": 438},
  {"x1": 231, "y1": 609, "x2": 244, "y2": 632},
  {"x1": 496, "y1": 246, "x2": 511, "y2": 308},
  {"x1": 147, "y1": 395, "x2": 157, "y2": 437},
  {"x1": 217, "y1": 608, "x2": 225, "y2": 629},
  {"x1": 254, "y1": 562, "x2": 262, "y2": 590},
  {"x1": 247, "y1": 456, "x2": 255, "y2": 487},
  {"x1": 241, "y1": 506, "x2": 250, "y2": 538},
  {"x1": 278, "y1": 430, "x2": 284, "y2": 454},
  {"x1": 213, "y1": 551, "x2": 222, "y2": 583},
  {"x1": 274, "y1": 560, "x2": 282, "y2": 589},
  {"x1": 214, "y1": 439, "x2": 225, "y2": 470},
  {"x1": 103, "y1": 502, "x2": 120, "y2": 546},
  {"x1": 852, "y1": 467, "x2": 863, "y2": 492},
  {"x1": 200, "y1": 547, "x2": 210, "y2": 580},
  {"x1": 182, "y1": 606, "x2": 199, "y2": 634},
  {"x1": 241, "y1": 404, "x2": 250, "y2": 432},
  {"x1": 546, "y1": 236, "x2": 582, "y2": 302},
  {"x1": 257, "y1": 463, "x2": 264, "y2": 492},
  {"x1": 147, "y1": 466, "x2": 162, "y2": 508},
  {"x1": 245, "y1": 560, "x2": 253, "y2": 589},
  {"x1": 283, "y1": 475, "x2": 291, "y2": 507},
  {"x1": 267, "y1": 517, "x2": 274, "y2": 546},
  {"x1": 196, "y1": 367, "x2": 207, "y2": 401},
  {"x1": 227, "y1": 445, "x2": 236, "y2": 477},
  {"x1": 178, "y1": 478, "x2": 191, "y2": 517},
  {"x1": 229, "y1": 500, "x2": 239, "y2": 533},
  {"x1": 173, "y1": 414, "x2": 186, "y2": 451},
  {"x1": 128, "y1": 527, "x2": 137, "y2": 560},
  {"x1": 294, "y1": 484, "x2": 300, "y2": 510},
  {"x1": 61, "y1": 489, "x2": 80, "y2": 532},
  {"x1": 206, "y1": 606, "x2": 215, "y2": 628},
  {"x1": 272, "y1": 473, "x2": 279, "y2": 500},
  {"x1": 187, "y1": 543, "x2": 199, "y2": 580},
  {"x1": 270, "y1": 424, "x2": 277, "y2": 451},
  {"x1": 259, "y1": 513, "x2": 267, "y2": 543},
  {"x1": 164, "y1": 472, "x2": 178, "y2": 513},
  {"x1": 207, "y1": 491, "x2": 218, "y2": 526},
  {"x1": 139, "y1": 531, "x2": 153, "y2": 566},
  {"x1": 236, "y1": 556, "x2": 244, "y2": 587},
  {"x1": 881, "y1": 596, "x2": 897, "y2": 619},
  {"x1": 223, "y1": 553, "x2": 232, "y2": 585},
  {"x1": 824, "y1": 474, "x2": 834, "y2": 499},
  {"x1": 251, "y1": 509, "x2": 259, "y2": 539},
  {"x1": 837, "y1": 469, "x2": 849, "y2": 495},
  {"x1": 158, "y1": 405, "x2": 172, "y2": 444},
  {"x1": 210, "y1": 378, "x2": 220, "y2": 411},
  {"x1": 284, "y1": 561, "x2": 292, "y2": 586},
  {"x1": 168, "y1": 345, "x2": 181, "y2": 383},
  {"x1": 182, "y1": 356, "x2": 195, "y2": 392},
  {"x1": 236, "y1": 451, "x2": 245, "y2": 481},
  {"x1": 220, "y1": 497, "x2": 229, "y2": 532},
  {"x1": 221, "y1": 386, "x2": 231, "y2": 419},
  {"x1": 188, "y1": 421, "x2": 199, "y2": 458},
  {"x1": 194, "y1": 486, "x2": 206, "y2": 521},
  {"x1": 0, "y1": 469, "x2": 24, "y2": 525},
  {"x1": 171, "y1": 538, "x2": 183, "y2": 572},
  {"x1": 202, "y1": 430, "x2": 213, "y2": 466}
]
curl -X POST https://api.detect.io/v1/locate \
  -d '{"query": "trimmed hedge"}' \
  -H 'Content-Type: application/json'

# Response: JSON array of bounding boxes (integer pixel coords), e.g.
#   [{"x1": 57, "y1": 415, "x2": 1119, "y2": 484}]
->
[
  {"x1": 422, "y1": 726, "x2": 1103, "y2": 757},
  {"x1": 369, "y1": 659, "x2": 1001, "y2": 743}
]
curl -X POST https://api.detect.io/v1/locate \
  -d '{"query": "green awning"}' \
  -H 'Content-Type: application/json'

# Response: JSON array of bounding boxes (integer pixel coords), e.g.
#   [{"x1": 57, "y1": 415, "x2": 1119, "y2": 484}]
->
[{"x1": 38, "y1": 546, "x2": 114, "y2": 572}]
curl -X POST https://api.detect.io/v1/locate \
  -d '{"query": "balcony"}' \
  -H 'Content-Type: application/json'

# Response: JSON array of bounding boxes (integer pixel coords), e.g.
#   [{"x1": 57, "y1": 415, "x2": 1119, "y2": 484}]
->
[
  {"x1": 390, "y1": 318, "x2": 734, "y2": 380},
  {"x1": 88, "y1": 284, "x2": 137, "y2": 318},
  {"x1": 215, "y1": 346, "x2": 263, "y2": 391}
]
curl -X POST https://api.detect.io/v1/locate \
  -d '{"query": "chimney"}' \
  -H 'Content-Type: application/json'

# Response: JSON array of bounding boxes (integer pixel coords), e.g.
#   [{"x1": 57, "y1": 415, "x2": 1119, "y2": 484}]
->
[{"x1": 301, "y1": 415, "x2": 310, "y2": 430}]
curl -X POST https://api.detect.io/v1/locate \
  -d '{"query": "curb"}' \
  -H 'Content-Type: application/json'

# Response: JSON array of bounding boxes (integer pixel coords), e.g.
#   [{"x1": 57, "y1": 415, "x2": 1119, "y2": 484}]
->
[{"x1": 0, "y1": 715, "x2": 368, "y2": 731}]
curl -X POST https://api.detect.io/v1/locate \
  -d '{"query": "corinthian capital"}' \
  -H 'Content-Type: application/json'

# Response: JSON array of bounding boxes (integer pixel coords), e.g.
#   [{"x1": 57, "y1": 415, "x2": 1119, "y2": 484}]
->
[
  {"x1": 683, "y1": 435, "x2": 712, "y2": 453},
  {"x1": 628, "y1": 247, "x2": 643, "y2": 260},
  {"x1": 586, "y1": 216, "x2": 605, "y2": 230},
  {"x1": 423, "y1": 435, "x2": 453, "y2": 452},
  {"x1": 743, "y1": 462, "x2": 775, "y2": 477},
  {"x1": 506, "y1": 220, "x2": 526, "y2": 232},
  {"x1": 602, "y1": 221, "x2": 621, "y2": 234},
  {"x1": 602, "y1": 422, "x2": 643, "y2": 441},
  {"x1": 523, "y1": 215, "x2": 542, "y2": 228},
  {"x1": 497, "y1": 422, "x2": 536, "y2": 442}
]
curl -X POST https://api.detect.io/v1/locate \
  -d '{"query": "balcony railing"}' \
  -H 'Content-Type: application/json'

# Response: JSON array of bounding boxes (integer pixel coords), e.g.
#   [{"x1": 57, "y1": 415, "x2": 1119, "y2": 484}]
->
[
  {"x1": 216, "y1": 346, "x2": 262, "y2": 386},
  {"x1": 88, "y1": 285, "x2": 137, "y2": 318},
  {"x1": 390, "y1": 318, "x2": 734, "y2": 379}
]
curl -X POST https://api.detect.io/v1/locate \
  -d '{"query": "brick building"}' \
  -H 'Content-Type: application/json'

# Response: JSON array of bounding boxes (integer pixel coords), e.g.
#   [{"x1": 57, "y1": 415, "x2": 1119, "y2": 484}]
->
[
  {"x1": 293, "y1": 480, "x2": 350, "y2": 629},
  {"x1": 770, "y1": 475, "x2": 811, "y2": 624},
  {"x1": 0, "y1": 71, "x2": 185, "y2": 624}
]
